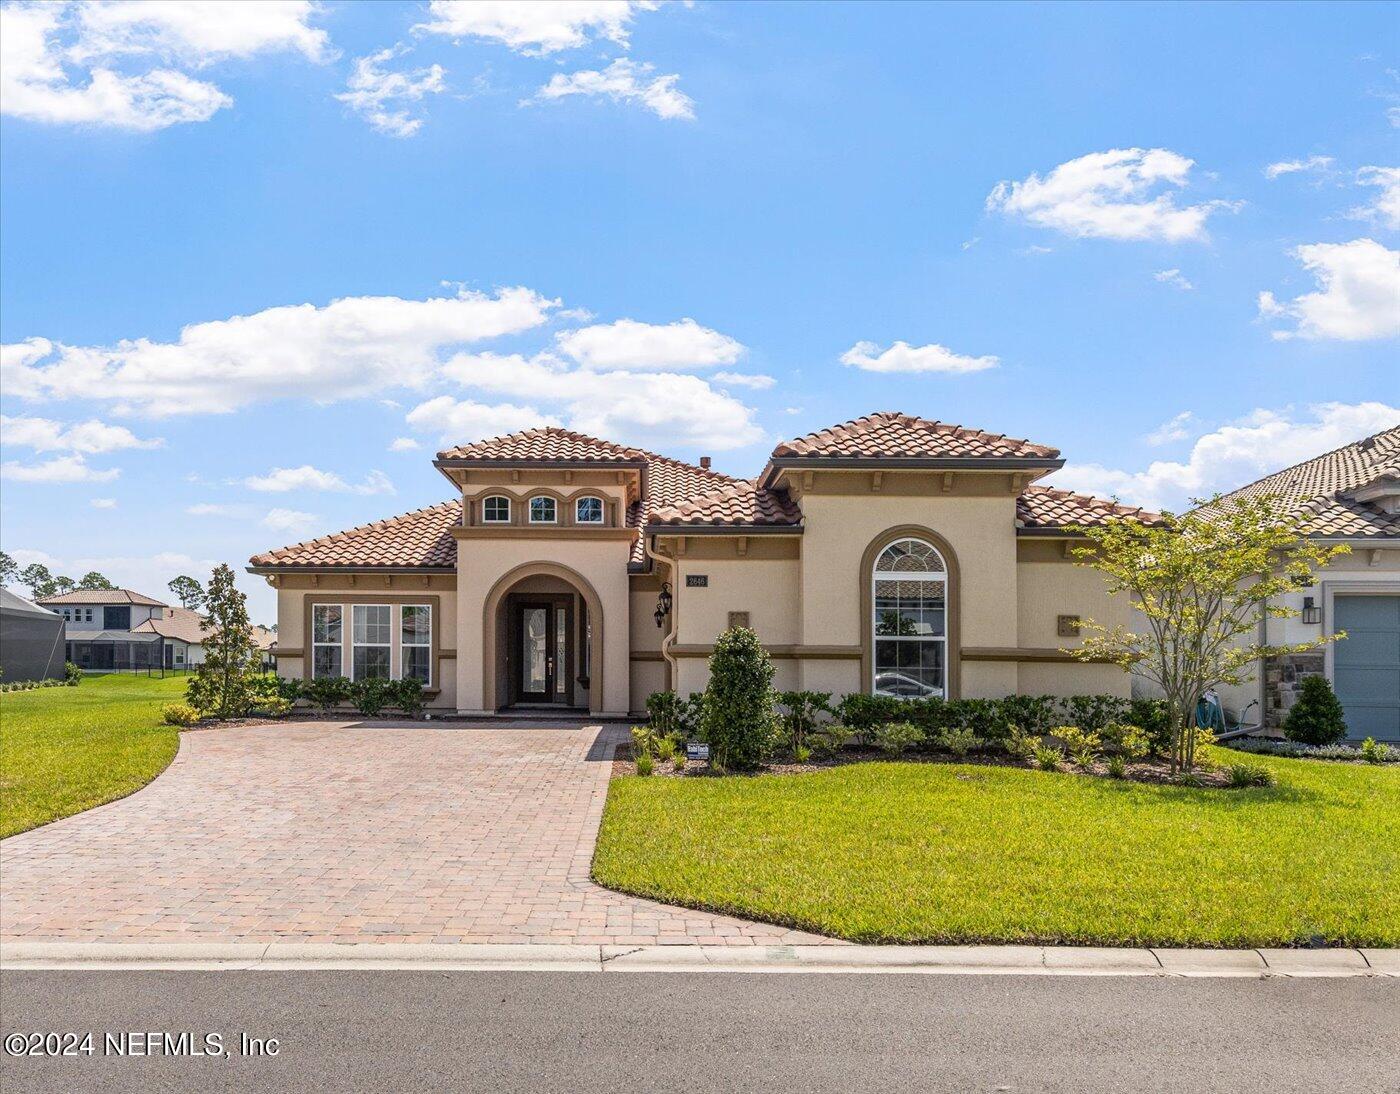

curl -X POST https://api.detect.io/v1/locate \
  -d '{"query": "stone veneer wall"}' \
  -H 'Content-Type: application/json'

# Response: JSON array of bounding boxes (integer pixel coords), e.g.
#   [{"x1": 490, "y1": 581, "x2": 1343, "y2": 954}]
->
[{"x1": 1264, "y1": 652, "x2": 1325, "y2": 729}]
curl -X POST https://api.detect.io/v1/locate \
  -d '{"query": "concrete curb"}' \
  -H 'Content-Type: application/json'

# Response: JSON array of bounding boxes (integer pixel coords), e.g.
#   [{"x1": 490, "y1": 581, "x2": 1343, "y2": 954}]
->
[{"x1": 2, "y1": 942, "x2": 1395, "y2": 977}]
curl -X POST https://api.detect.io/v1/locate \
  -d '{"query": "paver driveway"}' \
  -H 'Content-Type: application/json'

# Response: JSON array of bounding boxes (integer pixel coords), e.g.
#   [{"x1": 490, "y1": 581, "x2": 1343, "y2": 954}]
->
[{"x1": 0, "y1": 722, "x2": 829, "y2": 946}]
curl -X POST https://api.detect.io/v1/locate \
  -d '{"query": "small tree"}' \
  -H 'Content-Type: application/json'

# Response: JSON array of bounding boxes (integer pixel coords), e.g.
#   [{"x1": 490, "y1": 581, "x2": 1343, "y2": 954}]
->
[
  {"x1": 77, "y1": 571, "x2": 116, "y2": 590},
  {"x1": 1284, "y1": 675, "x2": 1348, "y2": 746},
  {"x1": 699, "y1": 627, "x2": 777, "y2": 770},
  {"x1": 1070, "y1": 494, "x2": 1348, "y2": 774},
  {"x1": 168, "y1": 575, "x2": 206, "y2": 610},
  {"x1": 186, "y1": 564, "x2": 261, "y2": 719}
]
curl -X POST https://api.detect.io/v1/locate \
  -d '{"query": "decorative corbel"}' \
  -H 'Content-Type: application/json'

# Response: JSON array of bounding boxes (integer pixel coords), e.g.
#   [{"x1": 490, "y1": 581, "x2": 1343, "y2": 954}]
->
[
  {"x1": 347, "y1": 574, "x2": 357, "y2": 587},
  {"x1": 511, "y1": 469, "x2": 520, "y2": 483},
  {"x1": 383, "y1": 575, "x2": 393, "y2": 587},
  {"x1": 942, "y1": 472, "x2": 955, "y2": 493},
  {"x1": 676, "y1": 536, "x2": 687, "y2": 558},
  {"x1": 420, "y1": 575, "x2": 430, "y2": 587},
  {"x1": 802, "y1": 470, "x2": 814, "y2": 491},
  {"x1": 564, "y1": 469, "x2": 574, "y2": 484},
  {"x1": 310, "y1": 574, "x2": 320, "y2": 587},
  {"x1": 736, "y1": 536, "x2": 748, "y2": 557},
  {"x1": 870, "y1": 471, "x2": 883, "y2": 493},
  {"x1": 1370, "y1": 549, "x2": 1381, "y2": 567}
]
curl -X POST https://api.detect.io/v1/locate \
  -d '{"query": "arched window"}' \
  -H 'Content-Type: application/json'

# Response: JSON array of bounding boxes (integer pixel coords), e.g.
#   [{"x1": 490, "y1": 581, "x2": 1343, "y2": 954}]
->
[
  {"x1": 482, "y1": 496, "x2": 511, "y2": 523},
  {"x1": 872, "y1": 538, "x2": 947, "y2": 698},
  {"x1": 575, "y1": 496, "x2": 604, "y2": 524},
  {"x1": 529, "y1": 496, "x2": 557, "y2": 523}
]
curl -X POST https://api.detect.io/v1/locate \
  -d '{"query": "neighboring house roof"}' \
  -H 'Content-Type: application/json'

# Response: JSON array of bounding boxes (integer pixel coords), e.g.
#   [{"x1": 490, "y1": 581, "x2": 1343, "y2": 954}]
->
[
  {"x1": 38, "y1": 589, "x2": 167, "y2": 606},
  {"x1": 647, "y1": 481, "x2": 803, "y2": 529},
  {"x1": 0, "y1": 588, "x2": 59, "y2": 616},
  {"x1": 1016, "y1": 485, "x2": 1162, "y2": 532},
  {"x1": 769, "y1": 412, "x2": 1062, "y2": 463},
  {"x1": 1198, "y1": 424, "x2": 1400, "y2": 538},
  {"x1": 438, "y1": 427, "x2": 646, "y2": 464},
  {"x1": 133, "y1": 606, "x2": 277, "y2": 648},
  {"x1": 249, "y1": 499, "x2": 462, "y2": 569}
]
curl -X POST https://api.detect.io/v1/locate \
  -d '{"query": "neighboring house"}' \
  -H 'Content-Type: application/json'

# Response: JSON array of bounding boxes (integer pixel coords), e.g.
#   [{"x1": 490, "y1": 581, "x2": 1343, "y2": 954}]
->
[
  {"x1": 249, "y1": 412, "x2": 1158, "y2": 716},
  {"x1": 0, "y1": 589, "x2": 66, "y2": 682},
  {"x1": 1203, "y1": 425, "x2": 1400, "y2": 742},
  {"x1": 38, "y1": 589, "x2": 278, "y2": 672}
]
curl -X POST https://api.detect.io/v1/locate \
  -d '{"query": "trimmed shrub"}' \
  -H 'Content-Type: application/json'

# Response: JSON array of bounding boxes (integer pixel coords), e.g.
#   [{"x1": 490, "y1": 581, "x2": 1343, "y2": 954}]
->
[
  {"x1": 699, "y1": 628, "x2": 778, "y2": 770},
  {"x1": 162, "y1": 703, "x2": 200, "y2": 726},
  {"x1": 350, "y1": 677, "x2": 392, "y2": 717},
  {"x1": 1034, "y1": 744, "x2": 1062, "y2": 771},
  {"x1": 777, "y1": 690, "x2": 834, "y2": 753},
  {"x1": 1226, "y1": 737, "x2": 1398, "y2": 763},
  {"x1": 1101, "y1": 723, "x2": 1150, "y2": 760},
  {"x1": 873, "y1": 721, "x2": 924, "y2": 755},
  {"x1": 1057, "y1": 726, "x2": 1102, "y2": 768},
  {"x1": 835, "y1": 693, "x2": 913, "y2": 737},
  {"x1": 934, "y1": 725, "x2": 978, "y2": 757},
  {"x1": 630, "y1": 725, "x2": 656, "y2": 758},
  {"x1": 64, "y1": 661, "x2": 82, "y2": 685},
  {"x1": 1361, "y1": 737, "x2": 1389, "y2": 764},
  {"x1": 1284, "y1": 676, "x2": 1348, "y2": 747},
  {"x1": 391, "y1": 678, "x2": 426, "y2": 717},
  {"x1": 647, "y1": 690, "x2": 701, "y2": 738},
  {"x1": 303, "y1": 675, "x2": 351, "y2": 711},
  {"x1": 810, "y1": 723, "x2": 854, "y2": 757}
]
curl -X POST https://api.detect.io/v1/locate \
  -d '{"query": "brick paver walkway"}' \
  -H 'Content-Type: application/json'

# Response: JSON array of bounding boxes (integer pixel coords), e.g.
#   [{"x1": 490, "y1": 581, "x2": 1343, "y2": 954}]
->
[{"x1": 0, "y1": 722, "x2": 831, "y2": 946}]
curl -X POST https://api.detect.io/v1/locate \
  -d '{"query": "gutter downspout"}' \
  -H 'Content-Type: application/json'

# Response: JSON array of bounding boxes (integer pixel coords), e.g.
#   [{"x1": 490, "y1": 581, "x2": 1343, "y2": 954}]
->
[{"x1": 642, "y1": 533, "x2": 678, "y2": 691}]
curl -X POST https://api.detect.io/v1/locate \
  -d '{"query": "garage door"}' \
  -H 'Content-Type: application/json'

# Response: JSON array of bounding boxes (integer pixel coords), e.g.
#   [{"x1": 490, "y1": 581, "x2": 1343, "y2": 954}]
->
[{"x1": 1333, "y1": 595, "x2": 1400, "y2": 742}]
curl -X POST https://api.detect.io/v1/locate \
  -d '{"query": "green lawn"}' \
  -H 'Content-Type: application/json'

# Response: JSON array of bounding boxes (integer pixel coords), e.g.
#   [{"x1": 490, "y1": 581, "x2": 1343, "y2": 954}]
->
[
  {"x1": 594, "y1": 751, "x2": 1400, "y2": 947},
  {"x1": 0, "y1": 674, "x2": 186, "y2": 839}
]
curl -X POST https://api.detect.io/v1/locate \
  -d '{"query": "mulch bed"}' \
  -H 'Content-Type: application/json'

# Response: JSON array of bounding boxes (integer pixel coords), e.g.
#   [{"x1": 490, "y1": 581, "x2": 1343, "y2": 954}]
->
[{"x1": 612, "y1": 745, "x2": 1240, "y2": 789}]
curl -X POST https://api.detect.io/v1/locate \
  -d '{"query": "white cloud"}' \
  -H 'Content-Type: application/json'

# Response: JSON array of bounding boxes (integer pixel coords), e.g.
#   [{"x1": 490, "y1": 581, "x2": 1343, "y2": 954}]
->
[
  {"x1": 1144, "y1": 411, "x2": 1196, "y2": 446},
  {"x1": 336, "y1": 46, "x2": 446, "y2": 138},
  {"x1": 531, "y1": 59, "x2": 694, "y2": 120},
  {"x1": 986, "y1": 148, "x2": 1237, "y2": 242},
  {"x1": 261, "y1": 508, "x2": 320, "y2": 536},
  {"x1": 426, "y1": 351, "x2": 764, "y2": 450},
  {"x1": 405, "y1": 395, "x2": 557, "y2": 445},
  {"x1": 1052, "y1": 401, "x2": 1400, "y2": 511},
  {"x1": 1350, "y1": 166, "x2": 1400, "y2": 230},
  {"x1": 186, "y1": 502, "x2": 253, "y2": 518},
  {"x1": 1264, "y1": 155, "x2": 1333, "y2": 179},
  {"x1": 0, "y1": 454, "x2": 120, "y2": 483},
  {"x1": 243, "y1": 465, "x2": 395, "y2": 495},
  {"x1": 3, "y1": 285, "x2": 556, "y2": 416},
  {"x1": 1153, "y1": 268, "x2": 1194, "y2": 291},
  {"x1": 557, "y1": 318, "x2": 742, "y2": 371},
  {"x1": 1257, "y1": 239, "x2": 1400, "y2": 341},
  {"x1": 417, "y1": 0, "x2": 657, "y2": 55},
  {"x1": 840, "y1": 340, "x2": 999, "y2": 375},
  {"x1": 0, "y1": 414, "x2": 161, "y2": 453},
  {"x1": 0, "y1": 1, "x2": 329, "y2": 132},
  {"x1": 712, "y1": 372, "x2": 775, "y2": 390},
  {"x1": 388, "y1": 436, "x2": 421, "y2": 452},
  {"x1": 90, "y1": 497, "x2": 117, "y2": 509}
]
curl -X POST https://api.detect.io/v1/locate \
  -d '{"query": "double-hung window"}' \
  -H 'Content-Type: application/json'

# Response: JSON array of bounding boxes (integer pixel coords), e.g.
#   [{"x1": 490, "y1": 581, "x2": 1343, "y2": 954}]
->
[
  {"x1": 352, "y1": 605, "x2": 392, "y2": 679},
  {"x1": 400, "y1": 605, "x2": 431, "y2": 684},
  {"x1": 312, "y1": 605, "x2": 343, "y2": 678}
]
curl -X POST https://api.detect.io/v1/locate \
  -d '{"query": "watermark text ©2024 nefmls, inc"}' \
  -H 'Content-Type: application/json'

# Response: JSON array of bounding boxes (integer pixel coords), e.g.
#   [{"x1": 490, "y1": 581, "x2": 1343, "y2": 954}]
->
[{"x1": 6, "y1": 1030, "x2": 280, "y2": 1059}]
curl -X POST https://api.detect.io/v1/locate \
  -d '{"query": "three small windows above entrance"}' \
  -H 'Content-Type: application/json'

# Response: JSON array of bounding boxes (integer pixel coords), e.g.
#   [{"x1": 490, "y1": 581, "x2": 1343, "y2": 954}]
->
[{"x1": 479, "y1": 494, "x2": 608, "y2": 526}]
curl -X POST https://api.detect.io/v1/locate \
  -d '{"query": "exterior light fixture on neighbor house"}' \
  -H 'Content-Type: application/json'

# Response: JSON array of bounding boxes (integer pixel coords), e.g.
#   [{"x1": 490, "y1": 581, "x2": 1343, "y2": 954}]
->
[{"x1": 654, "y1": 582, "x2": 673, "y2": 628}]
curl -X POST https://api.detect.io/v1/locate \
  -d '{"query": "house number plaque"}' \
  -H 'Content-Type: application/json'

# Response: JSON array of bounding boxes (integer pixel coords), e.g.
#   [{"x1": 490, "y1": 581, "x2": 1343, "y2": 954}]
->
[{"x1": 686, "y1": 574, "x2": 709, "y2": 587}]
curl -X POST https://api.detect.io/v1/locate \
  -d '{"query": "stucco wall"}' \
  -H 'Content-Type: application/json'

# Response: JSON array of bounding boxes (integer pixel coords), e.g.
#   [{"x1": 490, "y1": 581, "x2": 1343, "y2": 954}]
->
[{"x1": 673, "y1": 554, "x2": 801, "y2": 646}]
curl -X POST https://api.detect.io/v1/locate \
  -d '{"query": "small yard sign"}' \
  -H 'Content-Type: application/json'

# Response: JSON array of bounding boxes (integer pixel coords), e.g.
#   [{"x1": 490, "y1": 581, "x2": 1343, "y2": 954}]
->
[{"x1": 686, "y1": 741, "x2": 710, "y2": 761}]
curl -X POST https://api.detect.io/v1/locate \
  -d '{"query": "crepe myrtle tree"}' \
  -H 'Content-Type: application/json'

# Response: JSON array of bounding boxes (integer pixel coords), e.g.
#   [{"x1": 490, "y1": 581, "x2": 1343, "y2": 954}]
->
[{"x1": 1068, "y1": 494, "x2": 1348, "y2": 775}]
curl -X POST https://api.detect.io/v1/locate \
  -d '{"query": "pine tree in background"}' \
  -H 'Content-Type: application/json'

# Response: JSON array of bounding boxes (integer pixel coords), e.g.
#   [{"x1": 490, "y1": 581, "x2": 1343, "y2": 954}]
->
[
  {"x1": 187, "y1": 564, "x2": 260, "y2": 718},
  {"x1": 168, "y1": 575, "x2": 206, "y2": 610},
  {"x1": 77, "y1": 571, "x2": 116, "y2": 590}
]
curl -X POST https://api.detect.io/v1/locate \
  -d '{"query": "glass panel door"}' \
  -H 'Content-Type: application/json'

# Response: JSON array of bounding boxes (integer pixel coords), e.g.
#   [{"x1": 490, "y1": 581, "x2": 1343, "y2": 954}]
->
[{"x1": 521, "y1": 606, "x2": 549, "y2": 698}]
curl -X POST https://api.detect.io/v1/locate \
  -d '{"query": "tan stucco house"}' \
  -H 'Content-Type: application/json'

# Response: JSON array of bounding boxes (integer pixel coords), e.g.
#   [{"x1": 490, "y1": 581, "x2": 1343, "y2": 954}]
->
[{"x1": 249, "y1": 412, "x2": 1159, "y2": 717}]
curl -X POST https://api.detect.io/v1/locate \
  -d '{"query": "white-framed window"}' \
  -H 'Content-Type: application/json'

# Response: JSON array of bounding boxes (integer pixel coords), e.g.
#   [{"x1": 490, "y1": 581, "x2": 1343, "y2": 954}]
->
[
  {"x1": 575, "y1": 496, "x2": 604, "y2": 524},
  {"x1": 352, "y1": 604, "x2": 392, "y2": 679},
  {"x1": 871, "y1": 538, "x2": 947, "y2": 699},
  {"x1": 482, "y1": 495, "x2": 511, "y2": 523},
  {"x1": 312, "y1": 604, "x2": 343, "y2": 678},
  {"x1": 400, "y1": 604, "x2": 431, "y2": 685},
  {"x1": 84, "y1": 608, "x2": 93, "y2": 622},
  {"x1": 529, "y1": 496, "x2": 557, "y2": 523}
]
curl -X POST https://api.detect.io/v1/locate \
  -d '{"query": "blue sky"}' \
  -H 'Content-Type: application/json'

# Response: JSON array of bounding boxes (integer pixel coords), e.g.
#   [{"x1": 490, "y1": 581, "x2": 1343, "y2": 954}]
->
[{"x1": 2, "y1": 0, "x2": 1397, "y2": 622}]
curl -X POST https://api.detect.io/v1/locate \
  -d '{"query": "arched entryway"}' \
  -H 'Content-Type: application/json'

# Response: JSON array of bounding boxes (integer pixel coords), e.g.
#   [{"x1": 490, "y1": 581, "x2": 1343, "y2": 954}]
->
[{"x1": 482, "y1": 563, "x2": 605, "y2": 714}]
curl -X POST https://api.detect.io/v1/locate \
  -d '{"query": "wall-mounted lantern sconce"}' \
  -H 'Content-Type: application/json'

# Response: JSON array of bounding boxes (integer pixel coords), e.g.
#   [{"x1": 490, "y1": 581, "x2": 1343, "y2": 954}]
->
[
  {"x1": 654, "y1": 582, "x2": 673, "y2": 628},
  {"x1": 1302, "y1": 596, "x2": 1321, "y2": 625}
]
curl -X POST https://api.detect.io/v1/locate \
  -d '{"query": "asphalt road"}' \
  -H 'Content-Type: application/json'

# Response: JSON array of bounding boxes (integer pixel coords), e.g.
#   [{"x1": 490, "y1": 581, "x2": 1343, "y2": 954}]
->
[{"x1": 1, "y1": 970, "x2": 1395, "y2": 1093}]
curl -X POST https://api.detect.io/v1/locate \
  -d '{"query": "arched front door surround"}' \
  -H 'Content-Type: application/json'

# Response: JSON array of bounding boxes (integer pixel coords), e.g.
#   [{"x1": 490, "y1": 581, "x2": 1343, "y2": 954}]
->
[
  {"x1": 858, "y1": 525, "x2": 961, "y2": 700},
  {"x1": 481, "y1": 561, "x2": 606, "y2": 714}
]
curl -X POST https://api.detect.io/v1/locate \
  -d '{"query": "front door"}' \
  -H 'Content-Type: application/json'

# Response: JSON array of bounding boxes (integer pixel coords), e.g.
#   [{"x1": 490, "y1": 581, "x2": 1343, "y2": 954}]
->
[{"x1": 513, "y1": 600, "x2": 572, "y2": 705}]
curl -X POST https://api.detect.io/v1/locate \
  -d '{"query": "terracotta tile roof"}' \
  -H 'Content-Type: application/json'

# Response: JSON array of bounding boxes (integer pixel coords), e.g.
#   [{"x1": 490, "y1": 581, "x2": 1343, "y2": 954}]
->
[
  {"x1": 249, "y1": 500, "x2": 461, "y2": 568},
  {"x1": 1016, "y1": 485, "x2": 1163, "y2": 530},
  {"x1": 628, "y1": 455, "x2": 740, "y2": 560},
  {"x1": 438, "y1": 427, "x2": 646, "y2": 463},
  {"x1": 38, "y1": 589, "x2": 166, "y2": 606},
  {"x1": 648, "y1": 481, "x2": 803, "y2": 528},
  {"x1": 771, "y1": 412, "x2": 1061, "y2": 462},
  {"x1": 133, "y1": 607, "x2": 277, "y2": 647},
  {"x1": 1197, "y1": 425, "x2": 1400, "y2": 538}
]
